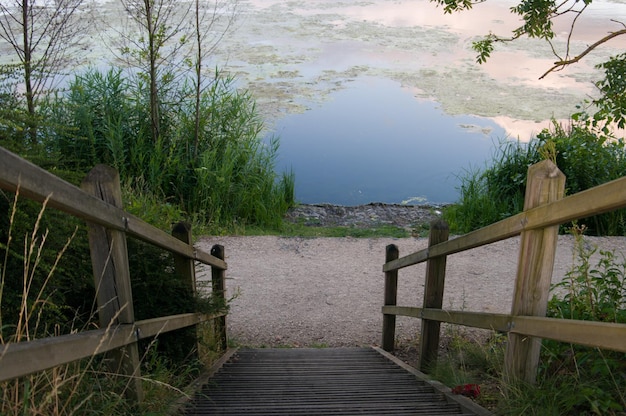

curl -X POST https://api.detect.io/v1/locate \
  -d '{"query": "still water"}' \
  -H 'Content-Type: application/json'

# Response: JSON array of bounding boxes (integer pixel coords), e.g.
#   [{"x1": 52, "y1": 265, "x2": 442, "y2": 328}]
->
[{"x1": 269, "y1": 77, "x2": 507, "y2": 206}]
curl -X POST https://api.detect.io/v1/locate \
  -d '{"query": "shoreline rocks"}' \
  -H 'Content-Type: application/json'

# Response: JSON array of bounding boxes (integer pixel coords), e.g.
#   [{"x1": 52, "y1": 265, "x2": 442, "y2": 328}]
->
[{"x1": 284, "y1": 203, "x2": 446, "y2": 229}]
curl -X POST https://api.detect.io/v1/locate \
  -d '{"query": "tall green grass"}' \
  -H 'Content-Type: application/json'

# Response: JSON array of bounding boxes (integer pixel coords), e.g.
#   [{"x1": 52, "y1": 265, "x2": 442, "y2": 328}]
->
[
  {"x1": 39, "y1": 67, "x2": 294, "y2": 231},
  {"x1": 444, "y1": 121, "x2": 626, "y2": 235},
  {"x1": 443, "y1": 138, "x2": 540, "y2": 232},
  {"x1": 0, "y1": 192, "x2": 119, "y2": 415}
]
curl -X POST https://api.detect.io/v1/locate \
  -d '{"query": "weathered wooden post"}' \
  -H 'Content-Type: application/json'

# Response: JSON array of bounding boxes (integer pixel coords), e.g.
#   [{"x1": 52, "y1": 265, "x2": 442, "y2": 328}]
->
[
  {"x1": 505, "y1": 160, "x2": 565, "y2": 384},
  {"x1": 418, "y1": 219, "x2": 449, "y2": 372},
  {"x1": 81, "y1": 165, "x2": 143, "y2": 403},
  {"x1": 172, "y1": 221, "x2": 199, "y2": 358},
  {"x1": 211, "y1": 244, "x2": 228, "y2": 351},
  {"x1": 382, "y1": 244, "x2": 400, "y2": 352},
  {"x1": 172, "y1": 221, "x2": 197, "y2": 293}
]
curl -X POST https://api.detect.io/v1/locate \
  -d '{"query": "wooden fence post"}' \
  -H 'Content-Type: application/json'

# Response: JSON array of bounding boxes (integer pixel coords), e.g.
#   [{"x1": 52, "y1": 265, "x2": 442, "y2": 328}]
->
[
  {"x1": 418, "y1": 219, "x2": 449, "y2": 372},
  {"x1": 211, "y1": 244, "x2": 228, "y2": 351},
  {"x1": 81, "y1": 165, "x2": 143, "y2": 403},
  {"x1": 505, "y1": 160, "x2": 565, "y2": 384},
  {"x1": 382, "y1": 244, "x2": 400, "y2": 352},
  {"x1": 172, "y1": 221, "x2": 197, "y2": 293},
  {"x1": 172, "y1": 221, "x2": 199, "y2": 358}
]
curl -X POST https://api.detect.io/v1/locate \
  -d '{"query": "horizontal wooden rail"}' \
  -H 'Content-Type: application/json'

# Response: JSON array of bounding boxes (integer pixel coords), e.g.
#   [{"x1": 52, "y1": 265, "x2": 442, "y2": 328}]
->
[
  {"x1": 0, "y1": 148, "x2": 226, "y2": 270},
  {"x1": 1, "y1": 147, "x2": 231, "y2": 403},
  {"x1": 382, "y1": 306, "x2": 626, "y2": 353},
  {"x1": 384, "y1": 175, "x2": 626, "y2": 272},
  {"x1": 0, "y1": 312, "x2": 226, "y2": 383},
  {"x1": 383, "y1": 306, "x2": 511, "y2": 332}
]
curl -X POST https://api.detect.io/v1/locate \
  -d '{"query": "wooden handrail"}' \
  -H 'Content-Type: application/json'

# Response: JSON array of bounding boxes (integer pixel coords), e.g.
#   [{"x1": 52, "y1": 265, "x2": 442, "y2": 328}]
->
[
  {"x1": 383, "y1": 175, "x2": 626, "y2": 273},
  {"x1": 382, "y1": 160, "x2": 626, "y2": 384},
  {"x1": 382, "y1": 306, "x2": 626, "y2": 353},
  {"x1": 0, "y1": 147, "x2": 226, "y2": 270},
  {"x1": 0, "y1": 312, "x2": 227, "y2": 382},
  {"x1": 0, "y1": 146, "x2": 230, "y2": 404}
]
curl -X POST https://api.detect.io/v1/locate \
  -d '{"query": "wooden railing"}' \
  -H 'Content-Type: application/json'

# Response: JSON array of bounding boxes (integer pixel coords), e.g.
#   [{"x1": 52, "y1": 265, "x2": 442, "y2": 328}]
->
[
  {"x1": 0, "y1": 147, "x2": 228, "y2": 403},
  {"x1": 382, "y1": 160, "x2": 626, "y2": 383}
]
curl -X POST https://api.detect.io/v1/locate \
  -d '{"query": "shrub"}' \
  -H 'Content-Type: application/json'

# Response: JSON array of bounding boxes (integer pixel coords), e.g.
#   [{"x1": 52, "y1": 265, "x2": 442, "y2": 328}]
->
[
  {"x1": 444, "y1": 121, "x2": 626, "y2": 235},
  {"x1": 501, "y1": 226, "x2": 626, "y2": 415},
  {"x1": 0, "y1": 65, "x2": 31, "y2": 147},
  {"x1": 0, "y1": 192, "x2": 94, "y2": 338},
  {"x1": 425, "y1": 225, "x2": 626, "y2": 415}
]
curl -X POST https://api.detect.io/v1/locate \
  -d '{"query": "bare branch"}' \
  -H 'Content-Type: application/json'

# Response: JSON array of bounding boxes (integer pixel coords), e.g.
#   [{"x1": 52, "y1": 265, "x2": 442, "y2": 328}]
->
[
  {"x1": 539, "y1": 28, "x2": 626, "y2": 79},
  {"x1": 613, "y1": 19, "x2": 626, "y2": 30},
  {"x1": 563, "y1": 3, "x2": 587, "y2": 61}
]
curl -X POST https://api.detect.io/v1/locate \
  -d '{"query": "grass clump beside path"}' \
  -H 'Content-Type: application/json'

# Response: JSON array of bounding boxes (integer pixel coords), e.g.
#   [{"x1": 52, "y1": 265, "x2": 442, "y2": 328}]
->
[{"x1": 239, "y1": 222, "x2": 413, "y2": 238}]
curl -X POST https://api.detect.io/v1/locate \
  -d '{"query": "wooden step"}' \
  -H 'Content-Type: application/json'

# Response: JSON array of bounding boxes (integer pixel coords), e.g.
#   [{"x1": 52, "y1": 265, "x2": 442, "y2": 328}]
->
[{"x1": 183, "y1": 347, "x2": 490, "y2": 415}]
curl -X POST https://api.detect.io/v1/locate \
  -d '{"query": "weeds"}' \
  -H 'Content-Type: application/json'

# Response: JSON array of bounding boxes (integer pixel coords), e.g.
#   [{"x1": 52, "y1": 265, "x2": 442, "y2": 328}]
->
[
  {"x1": 0, "y1": 191, "x2": 102, "y2": 415},
  {"x1": 426, "y1": 327, "x2": 505, "y2": 411},
  {"x1": 538, "y1": 226, "x2": 626, "y2": 415},
  {"x1": 426, "y1": 228, "x2": 626, "y2": 415}
]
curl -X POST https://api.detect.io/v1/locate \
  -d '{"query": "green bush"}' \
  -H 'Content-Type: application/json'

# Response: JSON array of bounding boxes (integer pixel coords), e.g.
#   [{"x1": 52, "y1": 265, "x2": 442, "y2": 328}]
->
[
  {"x1": 0, "y1": 64, "x2": 33, "y2": 147},
  {"x1": 428, "y1": 230, "x2": 626, "y2": 415},
  {"x1": 444, "y1": 121, "x2": 626, "y2": 235},
  {"x1": 498, "y1": 227, "x2": 626, "y2": 415}
]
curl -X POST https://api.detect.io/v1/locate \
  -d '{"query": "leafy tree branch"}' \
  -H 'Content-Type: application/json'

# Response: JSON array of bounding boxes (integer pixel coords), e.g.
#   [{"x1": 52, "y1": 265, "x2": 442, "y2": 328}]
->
[{"x1": 429, "y1": 0, "x2": 626, "y2": 132}]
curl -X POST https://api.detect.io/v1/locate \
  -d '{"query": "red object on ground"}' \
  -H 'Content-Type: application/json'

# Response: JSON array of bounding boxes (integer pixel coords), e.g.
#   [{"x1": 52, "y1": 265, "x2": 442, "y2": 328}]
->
[{"x1": 452, "y1": 383, "x2": 481, "y2": 398}]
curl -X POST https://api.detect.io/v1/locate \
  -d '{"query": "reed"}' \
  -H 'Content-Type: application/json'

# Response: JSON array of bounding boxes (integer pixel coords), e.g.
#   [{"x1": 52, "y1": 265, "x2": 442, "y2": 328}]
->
[{"x1": 41, "y1": 67, "x2": 294, "y2": 231}]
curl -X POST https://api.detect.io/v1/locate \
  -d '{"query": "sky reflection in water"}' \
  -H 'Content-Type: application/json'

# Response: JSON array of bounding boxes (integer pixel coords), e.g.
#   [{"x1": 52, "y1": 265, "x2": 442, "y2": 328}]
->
[{"x1": 269, "y1": 78, "x2": 506, "y2": 206}]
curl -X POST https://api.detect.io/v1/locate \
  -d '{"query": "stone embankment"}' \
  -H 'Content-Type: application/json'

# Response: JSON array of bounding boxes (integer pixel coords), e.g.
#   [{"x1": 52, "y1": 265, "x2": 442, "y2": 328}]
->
[{"x1": 284, "y1": 203, "x2": 446, "y2": 230}]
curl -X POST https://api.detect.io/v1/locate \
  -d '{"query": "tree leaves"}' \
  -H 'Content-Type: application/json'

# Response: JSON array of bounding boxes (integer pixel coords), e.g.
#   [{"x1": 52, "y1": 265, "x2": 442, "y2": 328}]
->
[
  {"x1": 472, "y1": 34, "x2": 496, "y2": 64},
  {"x1": 429, "y1": 0, "x2": 625, "y2": 134},
  {"x1": 430, "y1": 0, "x2": 481, "y2": 14},
  {"x1": 510, "y1": 0, "x2": 556, "y2": 40},
  {"x1": 594, "y1": 53, "x2": 626, "y2": 130}
]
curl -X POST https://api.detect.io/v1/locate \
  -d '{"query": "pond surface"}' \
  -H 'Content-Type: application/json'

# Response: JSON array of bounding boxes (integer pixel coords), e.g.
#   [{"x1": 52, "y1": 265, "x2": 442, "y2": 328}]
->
[
  {"x1": 269, "y1": 78, "x2": 504, "y2": 205},
  {"x1": 229, "y1": 0, "x2": 625, "y2": 206}
]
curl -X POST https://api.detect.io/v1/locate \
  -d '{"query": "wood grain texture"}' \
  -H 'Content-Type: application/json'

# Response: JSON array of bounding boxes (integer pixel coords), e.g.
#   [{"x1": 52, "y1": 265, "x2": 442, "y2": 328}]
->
[
  {"x1": 82, "y1": 165, "x2": 143, "y2": 402},
  {"x1": 505, "y1": 160, "x2": 565, "y2": 384},
  {"x1": 382, "y1": 244, "x2": 399, "y2": 352},
  {"x1": 0, "y1": 313, "x2": 224, "y2": 382},
  {"x1": 419, "y1": 219, "x2": 449, "y2": 372},
  {"x1": 382, "y1": 307, "x2": 626, "y2": 353},
  {"x1": 0, "y1": 147, "x2": 225, "y2": 269}
]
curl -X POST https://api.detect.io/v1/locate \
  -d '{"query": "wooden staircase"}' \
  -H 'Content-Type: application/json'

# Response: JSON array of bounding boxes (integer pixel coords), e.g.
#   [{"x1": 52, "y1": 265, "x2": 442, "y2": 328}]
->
[{"x1": 183, "y1": 347, "x2": 491, "y2": 415}]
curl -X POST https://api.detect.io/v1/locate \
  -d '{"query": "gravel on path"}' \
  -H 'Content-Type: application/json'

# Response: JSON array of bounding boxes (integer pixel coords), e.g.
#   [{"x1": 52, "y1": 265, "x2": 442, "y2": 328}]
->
[{"x1": 196, "y1": 232, "x2": 626, "y2": 349}]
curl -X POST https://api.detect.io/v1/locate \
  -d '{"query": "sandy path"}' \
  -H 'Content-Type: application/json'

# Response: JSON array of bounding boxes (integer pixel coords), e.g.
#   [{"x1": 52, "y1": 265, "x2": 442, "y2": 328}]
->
[{"x1": 196, "y1": 235, "x2": 626, "y2": 348}]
